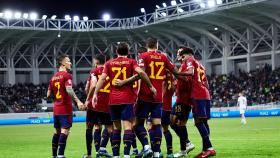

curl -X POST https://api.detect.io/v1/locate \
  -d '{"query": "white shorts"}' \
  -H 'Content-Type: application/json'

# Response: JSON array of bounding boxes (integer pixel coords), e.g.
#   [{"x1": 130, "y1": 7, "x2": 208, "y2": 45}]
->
[{"x1": 240, "y1": 109, "x2": 246, "y2": 114}]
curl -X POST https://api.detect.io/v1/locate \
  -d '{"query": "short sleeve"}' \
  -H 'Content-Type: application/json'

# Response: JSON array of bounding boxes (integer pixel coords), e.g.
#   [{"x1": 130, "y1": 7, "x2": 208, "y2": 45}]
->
[
  {"x1": 131, "y1": 59, "x2": 139, "y2": 70},
  {"x1": 138, "y1": 53, "x2": 145, "y2": 68},
  {"x1": 65, "y1": 73, "x2": 73, "y2": 87},
  {"x1": 164, "y1": 55, "x2": 175, "y2": 71},
  {"x1": 186, "y1": 59, "x2": 194, "y2": 70},
  {"x1": 90, "y1": 69, "x2": 98, "y2": 82}
]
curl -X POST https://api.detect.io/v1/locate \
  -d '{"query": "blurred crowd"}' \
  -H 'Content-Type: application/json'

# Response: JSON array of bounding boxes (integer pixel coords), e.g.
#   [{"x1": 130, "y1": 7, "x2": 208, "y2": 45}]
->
[{"x1": 0, "y1": 65, "x2": 279, "y2": 113}]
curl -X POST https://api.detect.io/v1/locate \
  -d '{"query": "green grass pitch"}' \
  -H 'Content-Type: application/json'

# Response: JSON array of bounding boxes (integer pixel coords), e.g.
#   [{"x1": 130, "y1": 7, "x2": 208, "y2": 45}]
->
[{"x1": 0, "y1": 117, "x2": 279, "y2": 158}]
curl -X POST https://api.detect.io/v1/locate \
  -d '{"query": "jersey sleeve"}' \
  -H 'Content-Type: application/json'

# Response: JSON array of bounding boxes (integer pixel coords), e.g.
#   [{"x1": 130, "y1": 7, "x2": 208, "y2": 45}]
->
[
  {"x1": 65, "y1": 73, "x2": 73, "y2": 87},
  {"x1": 164, "y1": 55, "x2": 175, "y2": 72},
  {"x1": 103, "y1": 62, "x2": 110, "y2": 75},
  {"x1": 90, "y1": 69, "x2": 98, "y2": 82},
  {"x1": 186, "y1": 58, "x2": 195, "y2": 70},
  {"x1": 138, "y1": 53, "x2": 145, "y2": 68},
  {"x1": 131, "y1": 59, "x2": 139, "y2": 70}
]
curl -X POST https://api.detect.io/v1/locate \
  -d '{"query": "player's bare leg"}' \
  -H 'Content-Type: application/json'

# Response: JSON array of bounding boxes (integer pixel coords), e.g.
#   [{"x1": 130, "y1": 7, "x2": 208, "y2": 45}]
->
[
  {"x1": 240, "y1": 114, "x2": 246, "y2": 125},
  {"x1": 57, "y1": 128, "x2": 70, "y2": 158}
]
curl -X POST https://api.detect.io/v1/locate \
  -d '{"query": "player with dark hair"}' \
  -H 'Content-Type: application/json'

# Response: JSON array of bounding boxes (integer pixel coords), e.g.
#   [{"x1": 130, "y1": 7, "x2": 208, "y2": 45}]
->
[
  {"x1": 93, "y1": 42, "x2": 156, "y2": 158},
  {"x1": 83, "y1": 54, "x2": 112, "y2": 158},
  {"x1": 178, "y1": 47, "x2": 216, "y2": 158},
  {"x1": 172, "y1": 48, "x2": 195, "y2": 158},
  {"x1": 47, "y1": 54, "x2": 85, "y2": 158},
  {"x1": 114, "y1": 37, "x2": 192, "y2": 158}
]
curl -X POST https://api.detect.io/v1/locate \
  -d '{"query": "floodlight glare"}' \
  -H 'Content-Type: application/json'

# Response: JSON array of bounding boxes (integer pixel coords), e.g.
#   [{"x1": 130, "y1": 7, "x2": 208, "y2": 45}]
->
[
  {"x1": 200, "y1": 3, "x2": 206, "y2": 8},
  {"x1": 4, "y1": 10, "x2": 13, "y2": 19},
  {"x1": 83, "y1": 16, "x2": 89, "y2": 21},
  {"x1": 171, "y1": 0, "x2": 177, "y2": 6},
  {"x1": 178, "y1": 8, "x2": 184, "y2": 13},
  {"x1": 14, "y1": 12, "x2": 22, "y2": 19},
  {"x1": 161, "y1": 12, "x2": 167, "y2": 17},
  {"x1": 162, "y1": 3, "x2": 167, "y2": 8},
  {"x1": 42, "y1": 15, "x2": 47, "y2": 20},
  {"x1": 102, "y1": 13, "x2": 111, "y2": 21},
  {"x1": 214, "y1": 27, "x2": 218, "y2": 31},
  {"x1": 156, "y1": 5, "x2": 160, "y2": 9},
  {"x1": 30, "y1": 12, "x2": 38, "y2": 20},
  {"x1": 140, "y1": 8, "x2": 145, "y2": 13},
  {"x1": 23, "y1": 13, "x2": 29, "y2": 19},
  {"x1": 65, "y1": 15, "x2": 71, "y2": 20},
  {"x1": 0, "y1": 13, "x2": 3, "y2": 17},
  {"x1": 51, "y1": 15, "x2": 57, "y2": 20},
  {"x1": 217, "y1": 0, "x2": 223, "y2": 5},
  {"x1": 208, "y1": 0, "x2": 216, "y2": 8},
  {"x1": 179, "y1": 0, "x2": 184, "y2": 3},
  {"x1": 73, "y1": 16, "x2": 80, "y2": 21}
]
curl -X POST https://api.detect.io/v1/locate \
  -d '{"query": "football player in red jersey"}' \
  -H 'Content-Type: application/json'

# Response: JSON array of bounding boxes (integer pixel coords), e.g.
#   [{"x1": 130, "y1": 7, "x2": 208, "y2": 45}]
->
[
  {"x1": 47, "y1": 54, "x2": 85, "y2": 158},
  {"x1": 115, "y1": 38, "x2": 192, "y2": 158},
  {"x1": 93, "y1": 42, "x2": 156, "y2": 158},
  {"x1": 83, "y1": 54, "x2": 112, "y2": 158},
  {"x1": 172, "y1": 49, "x2": 195, "y2": 158},
  {"x1": 178, "y1": 47, "x2": 216, "y2": 158}
]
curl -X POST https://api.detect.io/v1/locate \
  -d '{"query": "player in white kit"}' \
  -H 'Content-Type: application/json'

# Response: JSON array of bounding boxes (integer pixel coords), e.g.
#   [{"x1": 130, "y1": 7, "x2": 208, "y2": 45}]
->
[{"x1": 237, "y1": 92, "x2": 247, "y2": 125}]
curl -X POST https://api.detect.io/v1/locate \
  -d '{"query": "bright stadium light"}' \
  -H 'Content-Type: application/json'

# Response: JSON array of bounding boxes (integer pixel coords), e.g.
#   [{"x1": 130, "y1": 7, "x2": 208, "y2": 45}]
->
[
  {"x1": 102, "y1": 13, "x2": 111, "y2": 21},
  {"x1": 51, "y1": 15, "x2": 57, "y2": 20},
  {"x1": 4, "y1": 10, "x2": 13, "y2": 19},
  {"x1": 162, "y1": 3, "x2": 167, "y2": 8},
  {"x1": 83, "y1": 16, "x2": 89, "y2": 21},
  {"x1": 214, "y1": 27, "x2": 218, "y2": 31},
  {"x1": 140, "y1": 8, "x2": 146, "y2": 13},
  {"x1": 73, "y1": 15, "x2": 80, "y2": 21},
  {"x1": 161, "y1": 12, "x2": 167, "y2": 17},
  {"x1": 42, "y1": 15, "x2": 47, "y2": 20},
  {"x1": 0, "y1": 12, "x2": 3, "y2": 17},
  {"x1": 156, "y1": 5, "x2": 160, "y2": 9},
  {"x1": 14, "y1": 12, "x2": 22, "y2": 19},
  {"x1": 23, "y1": 13, "x2": 29, "y2": 19},
  {"x1": 171, "y1": 0, "x2": 177, "y2": 6},
  {"x1": 217, "y1": 0, "x2": 223, "y2": 5},
  {"x1": 200, "y1": 3, "x2": 206, "y2": 8},
  {"x1": 178, "y1": 8, "x2": 184, "y2": 13},
  {"x1": 208, "y1": 0, "x2": 216, "y2": 8},
  {"x1": 30, "y1": 12, "x2": 38, "y2": 20},
  {"x1": 179, "y1": 0, "x2": 184, "y2": 3},
  {"x1": 65, "y1": 15, "x2": 71, "y2": 20}
]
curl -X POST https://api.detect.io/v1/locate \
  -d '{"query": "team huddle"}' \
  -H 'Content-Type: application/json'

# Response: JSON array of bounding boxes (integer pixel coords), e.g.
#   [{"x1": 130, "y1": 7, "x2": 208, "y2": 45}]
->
[{"x1": 47, "y1": 37, "x2": 216, "y2": 158}]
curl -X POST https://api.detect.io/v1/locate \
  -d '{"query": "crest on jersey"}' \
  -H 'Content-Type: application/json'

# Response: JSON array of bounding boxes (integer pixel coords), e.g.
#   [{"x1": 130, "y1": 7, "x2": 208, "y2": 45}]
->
[{"x1": 187, "y1": 62, "x2": 192, "y2": 67}]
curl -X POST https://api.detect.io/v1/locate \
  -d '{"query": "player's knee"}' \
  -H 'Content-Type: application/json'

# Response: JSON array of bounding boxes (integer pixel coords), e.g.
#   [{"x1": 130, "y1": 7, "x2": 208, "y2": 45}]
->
[
  {"x1": 152, "y1": 118, "x2": 161, "y2": 125},
  {"x1": 113, "y1": 120, "x2": 122, "y2": 130},
  {"x1": 123, "y1": 120, "x2": 132, "y2": 131},
  {"x1": 61, "y1": 128, "x2": 70, "y2": 135},
  {"x1": 54, "y1": 128, "x2": 61, "y2": 134},
  {"x1": 95, "y1": 124, "x2": 102, "y2": 130},
  {"x1": 106, "y1": 125, "x2": 113, "y2": 134}
]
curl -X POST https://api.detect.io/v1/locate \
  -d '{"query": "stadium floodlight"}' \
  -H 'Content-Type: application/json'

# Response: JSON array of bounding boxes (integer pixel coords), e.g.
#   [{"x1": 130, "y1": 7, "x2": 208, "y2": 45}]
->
[
  {"x1": 23, "y1": 13, "x2": 29, "y2": 19},
  {"x1": 208, "y1": 0, "x2": 216, "y2": 8},
  {"x1": 161, "y1": 12, "x2": 167, "y2": 17},
  {"x1": 102, "y1": 13, "x2": 111, "y2": 21},
  {"x1": 30, "y1": 12, "x2": 38, "y2": 20},
  {"x1": 194, "y1": 0, "x2": 202, "y2": 2},
  {"x1": 162, "y1": 3, "x2": 167, "y2": 8},
  {"x1": 51, "y1": 15, "x2": 57, "y2": 20},
  {"x1": 4, "y1": 10, "x2": 13, "y2": 19},
  {"x1": 214, "y1": 27, "x2": 218, "y2": 31},
  {"x1": 0, "y1": 12, "x2": 3, "y2": 17},
  {"x1": 83, "y1": 16, "x2": 89, "y2": 21},
  {"x1": 179, "y1": 0, "x2": 184, "y2": 3},
  {"x1": 140, "y1": 8, "x2": 146, "y2": 13},
  {"x1": 73, "y1": 15, "x2": 80, "y2": 21},
  {"x1": 171, "y1": 0, "x2": 177, "y2": 6},
  {"x1": 64, "y1": 15, "x2": 71, "y2": 20},
  {"x1": 42, "y1": 15, "x2": 47, "y2": 20},
  {"x1": 216, "y1": 0, "x2": 223, "y2": 5},
  {"x1": 178, "y1": 8, "x2": 184, "y2": 13},
  {"x1": 14, "y1": 12, "x2": 22, "y2": 19},
  {"x1": 156, "y1": 5, "x2": 160, "y2": 9},
  {"x1": 200, "y1": 3, "x2": 206, "y2": 8}
]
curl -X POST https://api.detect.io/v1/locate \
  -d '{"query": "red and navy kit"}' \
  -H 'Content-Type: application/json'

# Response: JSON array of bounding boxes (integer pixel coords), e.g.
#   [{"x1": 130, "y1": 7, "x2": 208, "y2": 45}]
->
[
  {"x1": 138, "y1": 51, "x2": 175, "y2": 103},
  {"x1": 48, "y1": 71, "x2": 73, "y2": 116},
  {"x1": 185, "y1": 57, "x2": 211, "y2": 119},
  {"x1": 162, "y1": 71, "x2": 174, "y2": 112},
  {"x1": 103, "y1": 56, "x2": 139, "y2": 121}
]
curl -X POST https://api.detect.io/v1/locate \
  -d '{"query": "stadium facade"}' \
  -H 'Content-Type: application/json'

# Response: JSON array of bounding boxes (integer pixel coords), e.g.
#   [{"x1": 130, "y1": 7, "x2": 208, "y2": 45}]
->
[{"x1": 0, "y1": 0, "x2": 279, "y2": 85}]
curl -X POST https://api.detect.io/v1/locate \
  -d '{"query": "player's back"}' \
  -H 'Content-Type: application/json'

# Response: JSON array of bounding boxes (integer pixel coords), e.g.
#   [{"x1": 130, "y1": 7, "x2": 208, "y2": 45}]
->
[
  {"x1": 176, "y1": 62, "x2": 192, "y2": 105},
  {"x1": 104, "y1": 56, "x2": 138, "y2": 105},
  {"x1": 163, "y1": 71, "x2": 174, "y2": 111},
  {"x1": 49, "y1": 71, "x2": 73, "y2": 115},
  {"x1": 138, "y1": 51, "x2": 175, "y2": 103},
  {"x1": 185, "y1": 57, "x2": 210, "y2": 100}
]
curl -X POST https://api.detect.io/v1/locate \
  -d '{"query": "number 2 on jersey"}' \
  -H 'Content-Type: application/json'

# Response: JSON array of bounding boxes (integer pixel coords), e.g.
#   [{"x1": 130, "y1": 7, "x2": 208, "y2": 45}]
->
[
  {"x1": 112, "y1": 67, "x2": 127, "y2": 85},
  {"x1": 149, "y1": 61, "x2": 164, "y2": 79},
  {"x1": 54, "y1": 82, "x2": 62, "y2": 99}
]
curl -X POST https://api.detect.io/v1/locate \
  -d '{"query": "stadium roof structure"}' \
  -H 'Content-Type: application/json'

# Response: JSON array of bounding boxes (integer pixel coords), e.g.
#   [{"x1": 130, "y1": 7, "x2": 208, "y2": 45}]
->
[{"x1": 0, "y1": 0, "x2": 280, "y2": 85}]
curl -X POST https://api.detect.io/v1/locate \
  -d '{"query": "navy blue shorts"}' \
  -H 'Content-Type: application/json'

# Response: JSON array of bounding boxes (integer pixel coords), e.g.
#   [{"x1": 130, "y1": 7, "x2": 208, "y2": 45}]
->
[
  {"x1": 192, "y1": 100, "x2": 211, "y2": 119},
  {"x1": 110, "y1": 104, "x2": 134, "y2": 121},
  {"x1": 54, "y1": 115, "x2": 72, "y2": 129},
  {"x1": 136, "y1": 100, "x2": 162, "y2": 119},
  {"x1": 171, "y1": 103, "x2": 192, "y2": 121},
  {"x1": 161, "y1": 110, "x2": 171, "y2": 125},
  {"x1": 86, "y1": 109, "x2": 112, "y2": 125}
]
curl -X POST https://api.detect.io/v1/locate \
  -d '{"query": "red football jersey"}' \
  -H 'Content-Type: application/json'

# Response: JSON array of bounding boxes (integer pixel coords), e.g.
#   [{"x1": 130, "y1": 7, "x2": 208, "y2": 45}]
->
[
  {"x1": 88, "y1": 66, "x2": 110, "y2": 113},
  {"x1": 138, "y1": 51, "x2": 175, "y2": 103},
  {"x1": 162, "y1": 71, "x2": 174, "y2": 111},
  {"x1": 185, "y1": 57, "x2": 210, "y2": 100},
  {"x1": 103, "y1": 56, "x2": 139, "y2": 105},
  {"x1": 48, "y1": 71, "x2": 73, "y2": 115},
  {"x1": 132, "y1": 72, "x2": 139, "y2": 102},
  {"x1": 176, "y1": 63, "x2": 192, "y2": 105}
]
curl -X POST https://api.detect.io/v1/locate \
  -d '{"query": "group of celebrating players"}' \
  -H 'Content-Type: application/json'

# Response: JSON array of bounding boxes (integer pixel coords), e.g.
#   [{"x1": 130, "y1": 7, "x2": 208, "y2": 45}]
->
[{"x1": 47, "y1": 37, "x2": 216, "y2": 158}]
